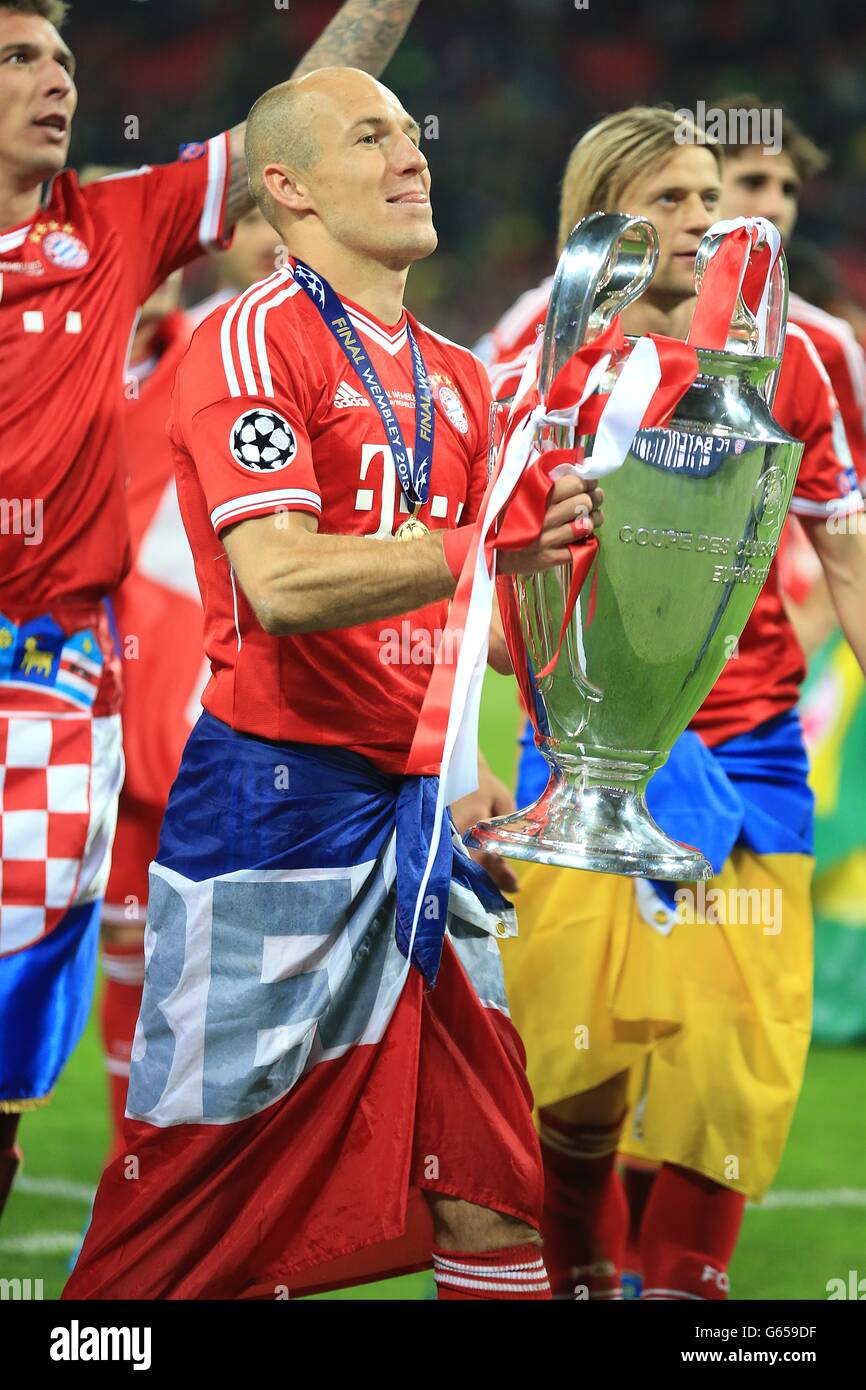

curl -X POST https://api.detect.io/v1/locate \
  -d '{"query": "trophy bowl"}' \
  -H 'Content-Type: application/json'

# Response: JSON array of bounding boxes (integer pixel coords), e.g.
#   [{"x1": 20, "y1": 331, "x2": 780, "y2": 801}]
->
[{"x1": 466, "y1": 213, "x2": 803, "y2": 880}]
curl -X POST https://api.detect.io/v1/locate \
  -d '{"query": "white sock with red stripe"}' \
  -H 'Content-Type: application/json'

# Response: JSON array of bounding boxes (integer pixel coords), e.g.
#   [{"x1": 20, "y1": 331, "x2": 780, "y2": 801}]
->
[
  {"x1": 433, "y1": 1243, "x2": 551, "y2": 1300},
  {"x1": 100, "y1": 942, "x2": 145, "y2": 1162}
]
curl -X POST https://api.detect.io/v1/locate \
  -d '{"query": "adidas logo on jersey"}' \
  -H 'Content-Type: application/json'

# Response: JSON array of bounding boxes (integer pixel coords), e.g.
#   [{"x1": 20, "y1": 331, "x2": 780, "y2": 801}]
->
[{"x1": 333, "y1": 381, "x2": 370, "y2": 409}]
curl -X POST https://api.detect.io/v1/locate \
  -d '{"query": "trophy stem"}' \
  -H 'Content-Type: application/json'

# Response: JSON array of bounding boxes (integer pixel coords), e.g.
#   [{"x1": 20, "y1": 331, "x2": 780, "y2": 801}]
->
[{"x1": 465, "y1": 754, "x2": 712, "y2": 881}]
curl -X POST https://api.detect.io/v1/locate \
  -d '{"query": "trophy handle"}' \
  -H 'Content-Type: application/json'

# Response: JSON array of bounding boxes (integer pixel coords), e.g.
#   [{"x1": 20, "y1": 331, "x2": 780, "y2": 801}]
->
[
  {"x1": 693, "y1": 223, "x2": 789, "y2": 408},
  {"x1": 540, "y1": 212, "x2": 659, "y2": 396}
]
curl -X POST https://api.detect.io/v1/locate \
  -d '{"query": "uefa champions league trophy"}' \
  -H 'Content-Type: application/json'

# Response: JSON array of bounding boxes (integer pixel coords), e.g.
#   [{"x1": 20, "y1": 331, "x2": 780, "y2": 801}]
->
[{"x1": 466, "y1": 212, "x2": 803, "y2": 879}]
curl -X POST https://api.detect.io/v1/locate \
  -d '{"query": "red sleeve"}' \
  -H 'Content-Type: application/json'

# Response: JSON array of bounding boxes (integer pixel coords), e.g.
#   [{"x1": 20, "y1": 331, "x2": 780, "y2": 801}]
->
[
  {"x1": 187, "y1": 393, "x2": 321, "y2": 537},
  {"x1": 812, "y1": 326, "x2": 866, "y2": 484},
  {"x1": 86, "y1": 135, "x2": 232, "y2": 302},
  {"x1": 776, "y1": 328, "x2": 864, "y2": 520},
  {"x1": 487, "y1": 338, "x2": 537, "y2": 402},
  {"x1": 172, "y1": 308, "x2": 323, "y2": 537},
  {"x1": 788, "y1": 303, "x2": 866, "y2": 485},
  {"x1": 482, "y1": 282, "x2": 550, "y2": 401}
]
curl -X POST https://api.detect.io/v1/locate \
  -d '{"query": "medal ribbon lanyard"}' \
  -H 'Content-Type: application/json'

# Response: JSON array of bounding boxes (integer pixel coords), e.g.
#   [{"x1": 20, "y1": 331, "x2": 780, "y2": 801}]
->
[{"x1": 293, "y1": 259, "x2": 435, "y2": 514}]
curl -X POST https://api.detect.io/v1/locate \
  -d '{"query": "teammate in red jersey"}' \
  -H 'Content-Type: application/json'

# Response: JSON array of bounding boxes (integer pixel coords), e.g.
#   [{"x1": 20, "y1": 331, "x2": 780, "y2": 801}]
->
[
  {"x1": 485, "y1": 298, "x2": 856, "y2": 747},
  {"x1": 712, "y1": 94, "x2": 866, "y2": 485},
  {"x1": 0, "y1": 0, "x2": 429, "y2": 1220},
  {"x1": 63, "y1": 67, "x2": 603, "y2": 1302},
  {"x1": 95, "y1": 268, "x2": 204, "y2": 1157},
  {"x1": 480, "y1": 105, "x2": 866, "y2": 1302},
  {"x1": 711, "y1": 95, "x2": 866, "y2": 670},
  {"x1": 481, "y1": 180, "x2": 861, "y2": 751}
]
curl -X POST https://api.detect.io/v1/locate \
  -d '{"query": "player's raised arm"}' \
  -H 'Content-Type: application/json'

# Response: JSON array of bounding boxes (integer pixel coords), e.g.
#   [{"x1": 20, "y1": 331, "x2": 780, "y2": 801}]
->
[{"x1": 225, "y1": 0, "x2": 422, "y2": 226}]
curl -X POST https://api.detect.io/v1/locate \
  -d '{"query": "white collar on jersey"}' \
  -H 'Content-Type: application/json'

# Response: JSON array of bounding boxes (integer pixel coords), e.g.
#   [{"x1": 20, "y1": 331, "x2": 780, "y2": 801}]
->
[
  {"x1": 0, "y1": 225, "x2": 31, "y2": 252},
  {"x1": 343, "y1": 302, "x2": 409, "y2": 356}
]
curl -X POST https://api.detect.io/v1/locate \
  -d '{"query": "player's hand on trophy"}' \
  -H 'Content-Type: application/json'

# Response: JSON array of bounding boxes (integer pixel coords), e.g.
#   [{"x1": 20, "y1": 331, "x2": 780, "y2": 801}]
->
[
  {"x1": 499, "y1": 473, "x2": 604, "y2": 575},
  {"x1": 451, "y1": 758, "x2": 520, "y2": 894}
]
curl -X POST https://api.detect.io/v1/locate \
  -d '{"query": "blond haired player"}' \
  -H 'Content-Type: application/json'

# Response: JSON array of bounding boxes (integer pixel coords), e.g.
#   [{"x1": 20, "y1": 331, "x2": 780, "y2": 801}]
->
[{"x1": 480, "y1": 106, "x2": 866, "y2": 1301}]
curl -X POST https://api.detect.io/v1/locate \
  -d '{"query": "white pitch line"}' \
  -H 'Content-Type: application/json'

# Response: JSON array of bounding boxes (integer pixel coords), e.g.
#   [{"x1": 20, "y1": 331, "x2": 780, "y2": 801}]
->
[
  {"x1": 14, "y1": 1175, "x2": 95, "y2": 1203},
  {"x1": 0, "y1": 1231, "x2": 81, "y2": 1255},
  {"x1": 749, "y1": 1189, "x2": 866, "y2": 1210},
  {"x1": 1, "y1": 1183, "x2": 861, "y2": 1262},
  {"x1": 12, "y1": 1177, "x2": 866, "y2": 1212}
]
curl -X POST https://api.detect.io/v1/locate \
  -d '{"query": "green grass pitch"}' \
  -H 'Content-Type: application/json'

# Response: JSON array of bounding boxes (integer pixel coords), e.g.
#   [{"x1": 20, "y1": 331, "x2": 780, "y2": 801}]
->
[{"x1": 2, "y1": 672, "x2": 863, "y2": 1300}]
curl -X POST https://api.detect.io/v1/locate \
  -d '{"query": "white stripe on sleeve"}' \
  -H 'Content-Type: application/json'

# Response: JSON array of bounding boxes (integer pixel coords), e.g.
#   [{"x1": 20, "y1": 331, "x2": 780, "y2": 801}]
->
[
  {"x1": 199, "y1": 134, "x2": 229, "y2": 251},
  {"x1": 210, "y1": 489, "x2": 321, "y2": 532}
]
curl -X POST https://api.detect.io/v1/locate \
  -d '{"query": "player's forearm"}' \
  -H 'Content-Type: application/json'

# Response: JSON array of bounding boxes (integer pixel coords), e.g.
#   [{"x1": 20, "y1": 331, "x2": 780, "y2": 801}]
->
[
  {"x1": 291, "y1": 0, "x2": 422, "y2": 79},
  {"x1": 236, "y1": 527, "x2": 457, "y2": 635},
  {"x1": 804, "y1": 516, "x2": 866, "y2": 673},
  {"x1": 825, "y1": 564, "x2": 866, "y2": 674},
  {"x1": 783, "y1": 572, "x2": 837, "y2": 658}
]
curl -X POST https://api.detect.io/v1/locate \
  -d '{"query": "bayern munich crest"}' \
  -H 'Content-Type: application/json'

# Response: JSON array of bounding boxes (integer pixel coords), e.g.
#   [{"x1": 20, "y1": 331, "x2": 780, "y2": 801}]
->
[
  {"x1": 229, "y1": 410, "x2": 297, "y2": 472},
  {"x1": 437, "y1": 383, "x2": 469, "y2": 435},
  {"x1": 42, "y1": 230, "x2": 89, "y2": 270}
]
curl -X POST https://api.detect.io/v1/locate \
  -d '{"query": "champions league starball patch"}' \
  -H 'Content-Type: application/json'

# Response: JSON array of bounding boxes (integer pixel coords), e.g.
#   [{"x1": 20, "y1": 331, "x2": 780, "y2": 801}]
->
[
  {"x1": 229, "y1": 410, "x2": 297, "y2": 472},
  {"x1": 41, "y1": 230, "x2": 89, "y2": 270}
]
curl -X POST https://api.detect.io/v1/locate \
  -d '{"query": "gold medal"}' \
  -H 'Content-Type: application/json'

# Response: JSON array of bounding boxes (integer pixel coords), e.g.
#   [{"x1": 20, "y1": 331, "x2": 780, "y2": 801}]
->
[{"x1": 394, "y1": 508, "x2": 430, "y2": 541}]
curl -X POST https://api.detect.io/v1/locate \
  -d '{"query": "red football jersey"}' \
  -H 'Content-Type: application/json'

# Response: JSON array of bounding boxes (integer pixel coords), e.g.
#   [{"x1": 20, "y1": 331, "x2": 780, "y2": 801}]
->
[
  {"x1": 481, "y1": 281, "x2": 863, "y2": 744},
  {"x1": 170, "y1": 263, "x2": 491, "y2": 773},
  {"x1": 111, "y1": 309, "x2": 208, "y2": 802},
  {"x1": 788, "y1": 291, "x2": 866, "y2": 486},
  {"x1": 0, "y1": 137, "x2": 231, "y2": 618},
  {"x1": 105, "y1": 308, "x2": 208, "y2": 913}
]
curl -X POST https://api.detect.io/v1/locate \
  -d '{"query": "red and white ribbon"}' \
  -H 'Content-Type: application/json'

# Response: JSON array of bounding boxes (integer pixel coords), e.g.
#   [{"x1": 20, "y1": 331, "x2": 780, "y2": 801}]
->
[{"x1": 687, "y1": 216, "x2": 783, "y2": 354}]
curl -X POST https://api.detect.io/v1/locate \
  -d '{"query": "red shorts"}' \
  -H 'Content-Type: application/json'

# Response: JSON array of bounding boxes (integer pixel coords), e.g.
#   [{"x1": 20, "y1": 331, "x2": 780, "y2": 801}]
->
[{"x1": 63, "y1": 938, "x2": 542, "y2": 1299}]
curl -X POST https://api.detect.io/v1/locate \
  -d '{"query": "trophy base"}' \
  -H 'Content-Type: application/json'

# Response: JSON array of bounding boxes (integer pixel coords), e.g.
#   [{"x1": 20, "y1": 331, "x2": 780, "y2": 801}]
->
[{"x1": 465, "y1": 771, "x2": 712, "y2": 881}]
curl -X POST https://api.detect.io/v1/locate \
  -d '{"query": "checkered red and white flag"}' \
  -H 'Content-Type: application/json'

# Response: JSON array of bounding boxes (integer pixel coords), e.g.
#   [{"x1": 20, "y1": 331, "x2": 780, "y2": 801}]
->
[{"x1": 0, "y1": 713, "x2": 93, "y2": 956}]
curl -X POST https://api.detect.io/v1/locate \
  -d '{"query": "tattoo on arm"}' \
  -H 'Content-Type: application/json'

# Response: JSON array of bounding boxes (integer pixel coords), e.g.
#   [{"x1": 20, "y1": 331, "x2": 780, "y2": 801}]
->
[
  {"x1": 291, "y1": 0, "x2": 421, "y2": 78},
  {"x1": 223, "y1": 0, "x2": 421, "y2": 228}
]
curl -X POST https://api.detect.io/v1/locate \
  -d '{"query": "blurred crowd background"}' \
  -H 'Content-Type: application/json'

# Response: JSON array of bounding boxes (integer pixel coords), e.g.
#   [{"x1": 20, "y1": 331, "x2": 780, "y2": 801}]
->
[{"x1": 65, "y1": 0, "x2": 866, "y2": 346}]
